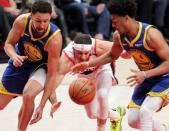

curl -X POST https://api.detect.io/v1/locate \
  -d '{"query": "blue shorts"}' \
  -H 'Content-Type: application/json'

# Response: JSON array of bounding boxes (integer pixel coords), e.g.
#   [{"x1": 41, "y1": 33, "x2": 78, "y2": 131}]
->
[
  {"x1": 0, "y1": 60, "x2": 46, "y2": 96},
  {"x1": 128, "y1": 75, "x2": 169, "y2": 108}
]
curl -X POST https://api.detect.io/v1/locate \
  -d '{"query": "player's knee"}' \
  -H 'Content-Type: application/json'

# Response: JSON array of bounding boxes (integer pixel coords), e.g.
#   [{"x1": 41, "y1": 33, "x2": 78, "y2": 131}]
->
[
  {"x1": 140, "y1": 106, "x2": 152, "y2": 119},
  {"x1": 22, "y1": 93, "x2": 35, "y2": 103},
  {"x1": 128, "y1": 115, "x2": 140, "y2": 129},
  {"x1": 97, "y1": 90, "x2": 107, "y2": 103}
]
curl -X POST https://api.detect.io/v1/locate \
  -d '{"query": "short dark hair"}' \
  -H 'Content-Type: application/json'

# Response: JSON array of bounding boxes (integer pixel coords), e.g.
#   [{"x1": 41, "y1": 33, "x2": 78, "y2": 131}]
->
[
  {"x1": 108, "y1": 0, "x2": 137, "y2": 18},
  {"x1": 31, "y1": 1, "x2": 52, "y2": 14},
  {"x1": 74, "y1": 34, "x2": 92, "y2": 45}
]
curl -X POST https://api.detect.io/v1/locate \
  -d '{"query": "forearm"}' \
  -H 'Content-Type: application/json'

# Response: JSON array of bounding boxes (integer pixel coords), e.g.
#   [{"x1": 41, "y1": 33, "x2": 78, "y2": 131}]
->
[
  {"x1": 4, "y1": 43, "x2": 17, "y2": 58},
  {"x1": 145, "y1": 61, "x2": 169, "y2": 78},
  {"x1": 39, "y1": 76, "x2": 57, "y2": 108},
  {"x1": 89, "y1": 51, "x2": 113, "y2": 67},
  {"x1": 48, "y1": 75, "x2": 64, "y2": 105}
]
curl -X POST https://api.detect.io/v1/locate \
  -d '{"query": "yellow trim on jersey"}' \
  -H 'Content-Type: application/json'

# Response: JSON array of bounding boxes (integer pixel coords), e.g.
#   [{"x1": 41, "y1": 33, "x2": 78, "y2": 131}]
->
[
  {"x1": 0, "y1": 83, "x2": 22, "y2": 97},
  {"x1": 143, "y1": 25, "x2": 154, "y2": 51},
  {"x1": 21, "y1": 14, "x2": 29, "y2": 36},
  {"x1": 44, "y1": 29, "x2": 60, "y2": 49},
  {"x1": 127, "y1": 100, "x2": 140, "y2": 109},
  {"x1": 29, "y1": 20, "x2": 51, "y2": 41},
  {"x1": 148, "y1": 88, "x2": 169, "y2": 99},
  {"x1": 125, "y1": 22, "x2": 142, "y2": 47}
]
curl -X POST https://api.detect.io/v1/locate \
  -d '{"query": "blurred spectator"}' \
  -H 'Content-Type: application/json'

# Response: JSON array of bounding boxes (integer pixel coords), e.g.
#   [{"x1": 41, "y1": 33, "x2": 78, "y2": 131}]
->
[
  {"x1": 153, "y1": 0, "x2": 169, "y2": 40},
  {"x1": 136, "y1": 0, "x2": 153, "y2": 24},
  {"x1": 25, "y1": 0, "x2": 71, "y2": 48},
  {"x1": 153, "y1": 0, "x2": 168, "y2": 31},
  {"x1": 60, "y1": 0, "x2": 111, "y2": 40},
  {"x1": 0, "y1": 7, "x2": 11, "y2": 42},
  {"x1": 0, "y1": 0, "x2": 21, "y2": 42},
  {"x1": 85, "y1": 0, "x2": 111, "y2": 40}
]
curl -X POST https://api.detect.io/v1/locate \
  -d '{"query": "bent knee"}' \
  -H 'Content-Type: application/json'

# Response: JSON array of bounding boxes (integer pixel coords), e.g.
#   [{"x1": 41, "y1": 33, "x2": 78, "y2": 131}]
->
[
  {"x1": 140, "y1": 107, "x2": 152, "y2": 117},
  {"x1": 128, "y1": 117, "x2": 140, "y2": 129},
  {"x1": 97, "y1": 90, "x2": 108, "y2": 101},
  {"x1": 22, "y1": 93, "x2": 36, "y2": 102}
]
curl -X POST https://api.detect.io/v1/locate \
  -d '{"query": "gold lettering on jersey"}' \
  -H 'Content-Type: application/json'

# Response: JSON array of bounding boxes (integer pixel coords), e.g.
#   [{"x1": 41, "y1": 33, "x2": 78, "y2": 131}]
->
[
  {"x1": 129, "y1": 49, "x2": 154, "y2": 70},
  {"x1": 24, "y1": 42, "x2": 42, "y2": 62}
]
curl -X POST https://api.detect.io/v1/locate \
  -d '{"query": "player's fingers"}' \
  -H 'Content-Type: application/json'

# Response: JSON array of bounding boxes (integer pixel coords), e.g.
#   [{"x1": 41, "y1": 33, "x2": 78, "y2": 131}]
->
[
  {"x1": 50, "y1": 102, "x2": 61, "y2": 118},
  {"x1": 21, "y1": 55, "x2": 28, "y2": 60},
  {"x1": 130, "y1": 68, "x2": 138, "y2": 73},
  {"x1": 128, "y1": 80, "x2": 137, "y2": 87},
  {"x1": 126, "y1": 75, "x2": 136, "y2": 80},
  {"x1": 127, "y1": 78, "x2": 135, "y2": 84},
  {"x1": 30, "y1": 115, "x2": 42, "y2": 125}
]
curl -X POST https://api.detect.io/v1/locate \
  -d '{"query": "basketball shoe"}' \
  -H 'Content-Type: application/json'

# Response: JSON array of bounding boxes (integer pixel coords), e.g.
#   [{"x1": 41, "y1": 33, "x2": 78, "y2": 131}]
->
[
  {"x1": 110, "y1": 106, "x2": 126, "y2": 131},
  {"x1": 163, "y1": 123, "x2": 169, "y2": 131}
]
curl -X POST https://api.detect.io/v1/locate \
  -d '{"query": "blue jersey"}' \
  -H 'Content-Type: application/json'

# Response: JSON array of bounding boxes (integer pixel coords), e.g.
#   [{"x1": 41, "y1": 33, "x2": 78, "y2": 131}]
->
[
  {"x1": 1, "y1": 15, "x2": 60, "y2": 95},
  {"x1": 121, "y1": 22, "x2": 169, "y2": 109},
  {"x1": 121, "y1": 22, "x2": 162, "y2": 71}
]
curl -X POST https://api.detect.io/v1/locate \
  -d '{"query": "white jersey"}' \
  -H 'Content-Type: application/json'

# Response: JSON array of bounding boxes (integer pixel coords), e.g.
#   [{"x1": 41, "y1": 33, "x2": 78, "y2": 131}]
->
[{"x1": 63, "y1": 38, "x2": 114, "y2": 81}]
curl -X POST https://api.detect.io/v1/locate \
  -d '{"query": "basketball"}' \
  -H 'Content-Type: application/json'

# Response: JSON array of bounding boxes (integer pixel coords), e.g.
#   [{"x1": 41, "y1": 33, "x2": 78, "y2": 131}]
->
[{"x1": 69, "y1": 77, "x2": 96, "y2": 105}]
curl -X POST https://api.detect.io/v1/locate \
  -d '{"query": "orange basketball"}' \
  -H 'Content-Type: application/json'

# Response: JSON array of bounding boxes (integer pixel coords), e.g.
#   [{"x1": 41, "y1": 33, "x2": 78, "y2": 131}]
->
[{"x1": 69, "y1": 77, "x2": 96, "y2": 105}]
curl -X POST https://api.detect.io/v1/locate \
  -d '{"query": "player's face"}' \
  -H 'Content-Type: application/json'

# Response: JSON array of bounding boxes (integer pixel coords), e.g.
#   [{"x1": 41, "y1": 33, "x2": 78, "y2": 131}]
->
[
  {"x1": 31, "y1": 12, "x2": 51, "y2": 35},
  {"x1": 74, "y1": 49, "x2": 90, "y2": 62},
  {"x1": 111, "y1": 15, "x2": 128, "y2": 35}
]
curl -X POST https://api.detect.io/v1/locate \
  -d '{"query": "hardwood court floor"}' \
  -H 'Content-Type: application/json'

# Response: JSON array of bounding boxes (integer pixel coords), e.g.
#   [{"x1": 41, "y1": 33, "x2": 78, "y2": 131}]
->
[{"x1": 0, "y1": 58, "x2": 168, "y2": 131}]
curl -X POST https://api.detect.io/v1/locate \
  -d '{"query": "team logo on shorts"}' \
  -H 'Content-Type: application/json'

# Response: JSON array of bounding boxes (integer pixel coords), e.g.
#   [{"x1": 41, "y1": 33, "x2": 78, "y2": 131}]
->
[
  {"x1": 129, "y1": 49, "x2": 154, "y2": 70},
  {"x1": 24, "y1": 42, "x2": 42, "y2": 62}
]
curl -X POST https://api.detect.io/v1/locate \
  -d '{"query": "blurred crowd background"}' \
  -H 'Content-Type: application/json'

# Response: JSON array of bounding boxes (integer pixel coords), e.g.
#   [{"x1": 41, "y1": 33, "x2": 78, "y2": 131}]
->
[{"x1": 1, "y1": 0, "x2": 169, "y2": 62}]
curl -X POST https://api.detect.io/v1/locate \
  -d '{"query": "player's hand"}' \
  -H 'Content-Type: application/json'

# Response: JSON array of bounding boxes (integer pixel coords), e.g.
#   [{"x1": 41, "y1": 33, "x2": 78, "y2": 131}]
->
[
  {"x1": 120, "y1": 51, "x2": 131, "y2": 59},
  {"x1": 50, "y1": 101, "x2": 61, "y2": 118},
  {"x1": 71, "y1": 62, "x2": 89, "y2": 74},
  {"x1": 30, "y1": 106, "x2": 43, "y2": 125},
  {"x1": 12, "y1": 54, "x2": 28, "y2": 67},
  {"x1": 126, "y1": 69, "x2": 146, "y2": 87}
]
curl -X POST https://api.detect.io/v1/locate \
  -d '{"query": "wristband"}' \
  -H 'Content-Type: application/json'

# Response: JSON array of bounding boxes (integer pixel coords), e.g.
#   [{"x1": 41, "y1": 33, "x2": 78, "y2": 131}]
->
[{"x1": 141, "y1": 71, "x2": 148, "y2": 79}]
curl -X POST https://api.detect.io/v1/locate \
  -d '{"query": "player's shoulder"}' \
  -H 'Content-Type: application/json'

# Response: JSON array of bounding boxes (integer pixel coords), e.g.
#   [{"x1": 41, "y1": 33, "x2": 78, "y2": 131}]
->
[
  {"x1": 13, "y1": 13, "x2": 30, "y2": 30},
  {"x1": 15, "y1": 13, "x2": 30, "y2": 24}
]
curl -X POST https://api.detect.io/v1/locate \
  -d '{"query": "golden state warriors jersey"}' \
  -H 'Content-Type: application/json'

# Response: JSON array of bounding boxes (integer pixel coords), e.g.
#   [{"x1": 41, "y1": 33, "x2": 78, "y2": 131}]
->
[
  {"x1": 1, "y1": 15, "x2": 60, "y2": 95},
  {"x1": 121, "y1": 22, "x2": 162, "y2": 71}
]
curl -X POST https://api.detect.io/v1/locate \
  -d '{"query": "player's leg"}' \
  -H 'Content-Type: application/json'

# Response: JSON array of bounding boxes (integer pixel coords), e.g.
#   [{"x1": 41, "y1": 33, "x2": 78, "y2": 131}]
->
[
  {"x1": 0, "y1": 93, "x2": 13, "y2": 110},
  {"x1": 84, "y1": 90, "x2": 98, "y2": 119},
  {"x1": 97, "y1": 71, "x2": 112, "y2": 117},
  {"x1": 18, "y1": 68, "x2": 46, "y2": 131},
  {"x1": 128, "y1": 108, "x2": 140, "y2": 129},
  {"x1": 140, "y1": 96, "x2": 166, "y2": 131},
  {"x1": 96, "y1": 70, "x2": 114, "y2": 131},
  {"x1": 128, "y1": 96, "x2": 167, "y2": 131}
]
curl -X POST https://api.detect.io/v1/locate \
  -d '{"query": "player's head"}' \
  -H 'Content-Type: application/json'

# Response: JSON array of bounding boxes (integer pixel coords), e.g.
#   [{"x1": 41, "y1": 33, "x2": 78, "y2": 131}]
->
[
  {"x1": 31, "y1": 1, "x2": 52, "y2": 35},
  {"x1": 108, "y1": 0, "x2": 137, "y2": 35},
  {"x1": 73, "y1": 34, "x2": 92, "y2": 62}
]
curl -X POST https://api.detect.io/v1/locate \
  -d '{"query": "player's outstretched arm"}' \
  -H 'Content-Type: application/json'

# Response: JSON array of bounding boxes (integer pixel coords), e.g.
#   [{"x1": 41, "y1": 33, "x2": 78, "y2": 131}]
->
[
  {"x1": 30, "y1": 31, "x2": 62, "y2": 125},
  {"x1": 71, "y1": 32, "x2": 123, "y2": 73},
  {"x1": 142, "y1": 28, "x2": 169, "y2": 78}
]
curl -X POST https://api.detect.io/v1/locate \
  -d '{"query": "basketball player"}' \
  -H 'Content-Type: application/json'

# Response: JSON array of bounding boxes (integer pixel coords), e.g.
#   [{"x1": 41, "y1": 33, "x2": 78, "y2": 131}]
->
[
  {"x1": 0, "y1": 1, "x2": 62, "y2": 131},
  {"x1": 71, "y1": 0, "x2": 169, "y2": 130},
  {"x1": 31, "y1": 34, "x2": 126, "y2": 131}
]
